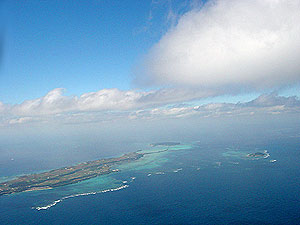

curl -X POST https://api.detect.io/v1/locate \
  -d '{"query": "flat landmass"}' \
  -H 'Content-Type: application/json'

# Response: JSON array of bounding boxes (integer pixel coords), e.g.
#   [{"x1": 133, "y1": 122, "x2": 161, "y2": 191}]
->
[
  {"x1": 247, "y1": 150, "x2": 270, "y2": 158},
  {"x1": 150, "y1": 142, "x2": 181, "y2": 147},
  {"x1": 0, "y1": 152, "x2": 144, "y2": 196}
]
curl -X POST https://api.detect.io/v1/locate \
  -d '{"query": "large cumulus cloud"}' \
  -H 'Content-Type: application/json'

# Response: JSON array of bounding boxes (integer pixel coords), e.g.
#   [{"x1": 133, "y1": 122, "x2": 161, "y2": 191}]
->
[{"x1": 139, "y1": 0, "x2": 300, "y2": 91}]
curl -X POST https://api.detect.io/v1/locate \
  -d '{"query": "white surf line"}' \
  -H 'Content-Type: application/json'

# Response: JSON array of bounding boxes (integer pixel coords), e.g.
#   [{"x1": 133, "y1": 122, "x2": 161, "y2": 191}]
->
[
  {"x1": 263, "y1": 150, "x2": 270, "y2": 159},
  {"x1": 34, "y1": 185, "x2": 129, "y2": 211},
  {"x1": 155, "y1": 172, "x2": 165, "y2": 175},
  {"x1": 173, "y1": 168, "x2": 182, "y2": 173}
]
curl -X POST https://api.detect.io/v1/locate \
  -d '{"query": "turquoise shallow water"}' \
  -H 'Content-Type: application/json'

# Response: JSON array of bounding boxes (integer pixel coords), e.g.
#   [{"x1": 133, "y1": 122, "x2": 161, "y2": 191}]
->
[
  {"x1": 0, "y1": 144, "x2": 193, "y2": 210},
  {"x1": 1, "y1": 140, "x2": 300, "y2": 224}
]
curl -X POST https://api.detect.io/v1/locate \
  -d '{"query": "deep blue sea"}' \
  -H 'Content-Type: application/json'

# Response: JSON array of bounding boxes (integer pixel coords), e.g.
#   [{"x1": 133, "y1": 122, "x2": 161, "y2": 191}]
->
[{"x1": 1, "y1": 137, "x2": 300, "y2": 225}]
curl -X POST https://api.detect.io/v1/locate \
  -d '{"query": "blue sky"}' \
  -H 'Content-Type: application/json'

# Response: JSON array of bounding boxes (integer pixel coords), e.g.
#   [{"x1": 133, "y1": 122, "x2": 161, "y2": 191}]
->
[
  {"x1": 0, "y1": 0, "x2": 299, "y2": 128},
  {"x1": 2, "y1": 0, "x2": 164, "y2": 103},
  {"x1": 2, "y1": 0, "x2": 299, "y2": 103}
]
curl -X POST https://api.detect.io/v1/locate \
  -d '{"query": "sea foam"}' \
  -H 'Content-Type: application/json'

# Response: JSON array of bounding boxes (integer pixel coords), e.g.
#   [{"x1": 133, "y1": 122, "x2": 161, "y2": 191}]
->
[{"x1": 35, "y1": 185, "x2": 129, "y2": 211}]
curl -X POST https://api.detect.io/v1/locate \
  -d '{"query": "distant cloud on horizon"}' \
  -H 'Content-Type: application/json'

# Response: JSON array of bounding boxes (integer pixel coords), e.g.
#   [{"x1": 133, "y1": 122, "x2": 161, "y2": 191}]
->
[
  {"x1": 137, "y1": 0, "x2": 300, "y2": 92},
  {"x1": 0, "y1": 88, "x2": 299, "y2": 126}
]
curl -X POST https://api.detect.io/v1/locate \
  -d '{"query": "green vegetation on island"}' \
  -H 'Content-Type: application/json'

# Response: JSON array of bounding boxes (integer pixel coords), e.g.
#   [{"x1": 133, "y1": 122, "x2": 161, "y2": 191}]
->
[
  {"x1": 0, "y1": 152, "x2": 144, "y2": 196},
  {"x1": 150, "y1": 142, "x2": 181, "y2": 147},
  {"x1": 247, "y1": 150, "x2": 270, "y2": 158}
]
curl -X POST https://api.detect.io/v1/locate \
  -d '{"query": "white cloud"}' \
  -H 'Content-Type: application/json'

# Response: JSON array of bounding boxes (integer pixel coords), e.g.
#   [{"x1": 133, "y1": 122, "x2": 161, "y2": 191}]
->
[
  {"x1": 0, "y1": 101, "x2": 6, "y2": 113},
  {"x1": 0, "y1": 88, "x2": 299, "y2": 126},
  {"x1": 6, "y1": 87, "x2": 214, "y2": 117},
  {"x1": 131, "y1": 94, "x2": 300, "y2": 120},
  {"x1": 9, "y1": 117, "x2": 33, "y2": 125},
  {"x1": 12, "y1": 88, "x2": 76, "y2": 115},
  {"x1": 139, "y1": 0, "x2": 300, "y2": 91}
]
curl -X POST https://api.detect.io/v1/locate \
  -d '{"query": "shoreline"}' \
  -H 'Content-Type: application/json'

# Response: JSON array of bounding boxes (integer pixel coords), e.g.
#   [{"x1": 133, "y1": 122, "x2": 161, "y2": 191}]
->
[{"x1": 0, "y1": 151, "x2": 143, "y2": 196}]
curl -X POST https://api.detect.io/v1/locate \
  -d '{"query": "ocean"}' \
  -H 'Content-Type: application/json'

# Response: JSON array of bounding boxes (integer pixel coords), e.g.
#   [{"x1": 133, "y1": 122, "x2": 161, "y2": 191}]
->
[{"x1": 0, "y1": 137, "x2": 300, "y2": 224}]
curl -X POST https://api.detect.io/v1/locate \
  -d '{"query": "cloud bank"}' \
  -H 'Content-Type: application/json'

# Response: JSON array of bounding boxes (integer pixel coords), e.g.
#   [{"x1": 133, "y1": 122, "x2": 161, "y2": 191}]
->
[
  {"x1": 0, "y1": 88, "x2": 299, "y2": 126},
  {"x1": 131, "y1": 93, "x2": 300, "y2": 120},
  {"x1": 139, "y1": 0, "x2": 300, "y2": 91},
  {"x1": 7, "y1": 88, "x2": 214, "y2": 117}
]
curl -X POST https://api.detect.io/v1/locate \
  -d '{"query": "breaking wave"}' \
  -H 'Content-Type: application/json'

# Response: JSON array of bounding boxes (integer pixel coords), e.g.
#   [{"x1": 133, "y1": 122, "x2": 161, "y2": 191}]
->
[{"x1": 35, "y1": 185, "x2": 129, "y2": 211}]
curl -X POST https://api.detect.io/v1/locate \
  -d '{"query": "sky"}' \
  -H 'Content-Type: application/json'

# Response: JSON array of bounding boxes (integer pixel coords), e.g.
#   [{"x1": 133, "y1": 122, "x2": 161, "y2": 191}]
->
[{"x1": 0, "y1": 0, "x2": 299, "y2": 131}]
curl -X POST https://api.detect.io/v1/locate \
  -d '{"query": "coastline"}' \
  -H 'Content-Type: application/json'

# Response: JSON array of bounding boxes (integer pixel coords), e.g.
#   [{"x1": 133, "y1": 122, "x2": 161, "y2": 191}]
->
[{"x1": 0, "y1": 151, "x2": 144, "y2": 196}]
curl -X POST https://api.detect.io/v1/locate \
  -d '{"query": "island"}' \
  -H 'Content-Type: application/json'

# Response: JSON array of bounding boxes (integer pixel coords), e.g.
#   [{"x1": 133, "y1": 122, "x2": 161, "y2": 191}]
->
[
  {"x1": 150, "y1": 142, "x2": 181, "y2": 147},
  {"x1": 247, "y1": 150, "x2": 270, "y2": 158},
  {"x1": 0, "y1": 151, "x2": 144, "y2": 196}
]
